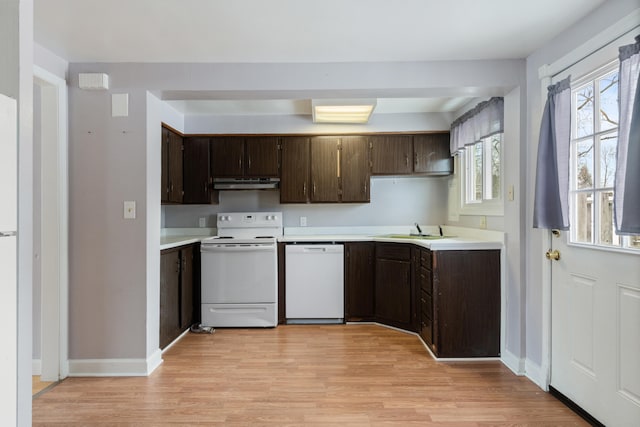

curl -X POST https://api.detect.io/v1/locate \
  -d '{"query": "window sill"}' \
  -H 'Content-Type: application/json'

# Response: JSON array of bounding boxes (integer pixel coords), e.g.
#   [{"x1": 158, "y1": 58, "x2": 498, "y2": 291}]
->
[{"x1": 459, "y1": 201, "x2": 504, "y2": 217}]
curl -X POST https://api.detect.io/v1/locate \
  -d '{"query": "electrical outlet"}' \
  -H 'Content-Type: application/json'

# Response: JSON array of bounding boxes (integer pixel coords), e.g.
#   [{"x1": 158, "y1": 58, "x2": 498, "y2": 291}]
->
[
  {"x1": 300, "y1": 216, "x2": 307, "y2": 227},
  {"x1": 199, "y1": 217, "x2": 206, "y2": 228},
  {"x1": 479, "y1": 215, "x2": 487, "y2": 229},
  {"x1": 507, "y1": 185, "x2": 515, "y2": 201}
]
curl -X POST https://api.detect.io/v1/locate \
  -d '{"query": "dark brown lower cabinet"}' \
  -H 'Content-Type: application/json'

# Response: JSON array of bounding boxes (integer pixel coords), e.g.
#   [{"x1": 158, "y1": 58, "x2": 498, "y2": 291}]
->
[
  {"x1": 344, "y1": 242, "x2": 375, "y2": 321},
  {"x1": 374, "y1": 243, "x2": 413, "y2": 330},
  {"x1": 430, "y1": 250, "x2": 501, "y2": 358},
  {"x1": 160, "y1": 243, "x2": 199, "y2": 349}
]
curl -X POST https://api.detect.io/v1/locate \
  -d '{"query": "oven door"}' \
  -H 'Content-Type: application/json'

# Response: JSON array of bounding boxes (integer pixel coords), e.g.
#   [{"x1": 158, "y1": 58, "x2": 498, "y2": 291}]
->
[{"x1": 200, "y1": 243, "x2": 277, "y2": 304}]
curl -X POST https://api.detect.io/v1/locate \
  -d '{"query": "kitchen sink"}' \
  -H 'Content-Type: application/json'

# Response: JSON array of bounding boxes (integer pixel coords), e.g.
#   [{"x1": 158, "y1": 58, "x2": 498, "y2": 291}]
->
[{"x1": 375, "y1": 234, "x2": 452, "y2": 240}]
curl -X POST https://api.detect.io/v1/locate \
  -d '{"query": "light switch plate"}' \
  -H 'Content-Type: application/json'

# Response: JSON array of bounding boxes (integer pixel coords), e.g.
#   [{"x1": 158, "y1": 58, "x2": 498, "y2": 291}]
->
[
  {"x1": 124, "y1": 201, "x2": 136, "y2": 219},
  {"x1": 300, "y1": 216, "x2": 307, "y2": 227},
  {"x1": 507, "y1": 185, "x2": 515, "y2": 201},
  {"x1": 112, "y1": 93, "x2": 129, "y2": 117}
]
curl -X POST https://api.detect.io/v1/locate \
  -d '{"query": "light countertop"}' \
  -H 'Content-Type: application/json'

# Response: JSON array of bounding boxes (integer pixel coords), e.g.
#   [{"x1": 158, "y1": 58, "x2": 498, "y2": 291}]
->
[{"x1": 160, "y1": 226, "x2": 503, "y2": 251}]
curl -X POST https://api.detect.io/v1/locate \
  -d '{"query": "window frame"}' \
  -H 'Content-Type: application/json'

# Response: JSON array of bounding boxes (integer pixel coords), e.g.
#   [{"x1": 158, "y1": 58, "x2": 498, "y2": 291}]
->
[{"x1": 458, "y1": 132, "x2": 504, "y2": 216}]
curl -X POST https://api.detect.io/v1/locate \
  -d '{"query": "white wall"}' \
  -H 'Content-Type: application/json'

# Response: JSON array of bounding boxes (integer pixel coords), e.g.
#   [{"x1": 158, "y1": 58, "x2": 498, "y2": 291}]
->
[
  {"x1": 164, "y1": 176, "x2": 449, "y2": 228},
  {"x1": 524, "y1": 0, "x2": 639, "y2": 377}
]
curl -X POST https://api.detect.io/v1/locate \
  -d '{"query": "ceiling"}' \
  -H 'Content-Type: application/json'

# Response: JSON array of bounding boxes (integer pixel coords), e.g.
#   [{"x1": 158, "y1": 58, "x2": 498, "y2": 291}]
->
[{"x1": 34, "y1": 0, "x2": 606, "y2": 118}]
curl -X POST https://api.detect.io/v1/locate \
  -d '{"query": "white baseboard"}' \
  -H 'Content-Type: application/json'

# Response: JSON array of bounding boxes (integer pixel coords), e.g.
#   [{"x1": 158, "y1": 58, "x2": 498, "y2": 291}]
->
[
  {"x1": 68, "y1": 350, "x2": 163, "y2": 377},
  {"x1": 525, "y1": 358, "x2": 547, "y2": 391},
  {"x1": 32, "y1": 359, "x2": 42, "y2": 376},
  {"x1": 501, "y1": 348, "x2": 525, "y2": 376}
]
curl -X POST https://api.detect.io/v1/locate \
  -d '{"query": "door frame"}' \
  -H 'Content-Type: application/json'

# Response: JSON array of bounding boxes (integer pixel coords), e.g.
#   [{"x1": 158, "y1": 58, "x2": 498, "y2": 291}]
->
[{"x1": 33, "y1": 65, "x2": 68, "y2": 381}]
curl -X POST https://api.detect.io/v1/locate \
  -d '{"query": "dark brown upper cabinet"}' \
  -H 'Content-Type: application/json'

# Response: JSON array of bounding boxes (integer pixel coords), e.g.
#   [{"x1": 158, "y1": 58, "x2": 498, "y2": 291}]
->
[
  {"x1": 413, "y1": 133, "x2": 453, "y2": 175},
  {"x1": 370, "y1": 135, "x2": 413, "y2": 175},
  {"x1": 310, "y1": 136, "x2": 340, "y2": 203},
  {"x1": 210, "y1": 137, "x2": 245, "y2": 177},
  {"x1": 161, "y1": 126, "x2": 183, "y2": 204},
  {"x1": 210, "y1": 136, "x2": 280, "y2": 178},
  {"x1": 281, "y1": 136, "x2": 370, "y2": 204},
  {"x1": 182, "y1": 137, "x2": 218, "y2": 205},
  {"x1": 340, "y1": 136, "x2": 370, "y2": 202},
  {"x1": 245, "y1": 137, "x2": 280, "y2": 177},
  {"x1": 280, "y1": 137, "x2": 311, "y2": 203}
]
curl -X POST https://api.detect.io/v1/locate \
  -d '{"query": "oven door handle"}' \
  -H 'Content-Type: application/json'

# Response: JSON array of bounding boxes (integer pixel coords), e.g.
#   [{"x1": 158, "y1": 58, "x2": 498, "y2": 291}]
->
[{"x1": 201, "y1": 244, "x2": 275, "y2": 253}]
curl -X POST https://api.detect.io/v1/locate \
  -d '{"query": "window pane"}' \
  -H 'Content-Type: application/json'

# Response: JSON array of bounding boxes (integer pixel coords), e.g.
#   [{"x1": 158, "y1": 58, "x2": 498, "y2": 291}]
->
[
  {"x1": 599, "y1": 133, "x2": 617, "y2": 187},
  {"x1": 473, "y1": 142, "x2": 483, "y2": 201},
  {"x1": 598, "y1": 191, "x2": 618, "y2": 246},
  {"x1": 576, "y1": 84, "x2": 594, "y2": 138},
  {"x1": 599, "y1": 71, "x2": 619, "y2": 132},
  {"x1": 576, "y1": 139, "x2": 594, "y2": 189},
  {"x1": 490, "y1": 135, "x2": 501, "y2": 200},
  {"x1": 574, "y1": 192, "x2": 593, "y2": 244}
]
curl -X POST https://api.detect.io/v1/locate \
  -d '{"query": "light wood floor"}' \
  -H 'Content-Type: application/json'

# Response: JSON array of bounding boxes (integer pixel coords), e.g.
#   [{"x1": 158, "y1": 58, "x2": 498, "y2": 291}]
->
[
  {"x1": 33, "y1": 324, "x2": 587, "y2": 426},
  {"x1": 32, "y1": 376, "x2": 56, "y2": 396}
]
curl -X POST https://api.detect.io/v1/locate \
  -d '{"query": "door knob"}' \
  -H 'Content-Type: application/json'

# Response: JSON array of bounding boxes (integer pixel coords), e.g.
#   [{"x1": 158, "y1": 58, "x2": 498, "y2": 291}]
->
[{"x1": 545, "y1": 249, "x2": 560, "y2": 261}]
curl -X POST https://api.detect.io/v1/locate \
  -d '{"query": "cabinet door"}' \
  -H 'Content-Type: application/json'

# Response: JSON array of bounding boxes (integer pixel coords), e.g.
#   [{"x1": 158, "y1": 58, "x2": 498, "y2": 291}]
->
[
  {"x1": 180, "y1": 245, "x2": 194, "y2": 330},
  {"x1": 413, "y1": 133, "x2": 453, "y2": 174},
  {"x1": 344, "y1": 242, "x2": 375, "y2": 321},
  {"x1": 245, "y1": 137, "x2": 280, "y2": 177},
  {"x1": 310, "y1": 136, "x2": 340, "y2": 202},
  {"x1": 182, "y1": 137, "x2": 213, "y2": 204},
  {"x1": 370, "y1": 135, "x2": 413, "y2": 175},
  {"x1": 433, "y1": 250, "x2": 501, "y2": 357},
  {"x1": 161, "y1": 127, "x2": 170, "y2": 203},
  {"x1": 340, "y1": 136, "x2": 370, "y2": 202},
  {"x1": 160, "y1": 250, "x2": 181, "y2": 349},
  {"x1": 167, "y1": 129, "x2": 183, "y2": 203},
  {"x1": 375, "y1": 258, "x2": 411, "y2": 327},
  {"x1": 210, "y1": 137, "x2": 244, "y2": 177},
  {"x1": 280, "y1": 137, "x2": 310, "y2": 203}
]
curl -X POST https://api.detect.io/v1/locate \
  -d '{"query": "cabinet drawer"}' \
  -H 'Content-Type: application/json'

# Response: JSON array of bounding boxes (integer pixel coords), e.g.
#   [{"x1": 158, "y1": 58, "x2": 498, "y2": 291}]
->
[
  {"x1": 421, "y1": 290, "x2": 433, "y2": 319},
  {"x1": 420, "y1": 249, "x2": 432, "y2": 269},
  {"x1": 376, "y1": 243, "x2": 411, "y2": 261},
  {"x1": 420, "y1": 266, "x2": 432, "y2": 294}
]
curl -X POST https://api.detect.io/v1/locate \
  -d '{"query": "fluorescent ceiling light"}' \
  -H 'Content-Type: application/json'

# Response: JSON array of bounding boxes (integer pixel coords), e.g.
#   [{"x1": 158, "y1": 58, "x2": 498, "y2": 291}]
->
[{"x1": 312, "y1": 99, "x2": 376, "y2": 123}]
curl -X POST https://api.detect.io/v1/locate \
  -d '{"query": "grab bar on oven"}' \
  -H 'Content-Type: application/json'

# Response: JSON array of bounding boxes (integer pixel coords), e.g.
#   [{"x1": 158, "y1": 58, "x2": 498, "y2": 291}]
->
[{"x1": 201, "y1": 244, "x2": 275, "y2": 253}]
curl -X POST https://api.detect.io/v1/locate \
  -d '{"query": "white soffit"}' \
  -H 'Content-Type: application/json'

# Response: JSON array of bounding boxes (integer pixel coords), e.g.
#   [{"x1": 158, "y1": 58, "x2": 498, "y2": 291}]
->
[{"x1": 166, "y1": 97, "x2": 473, "y2": 116}]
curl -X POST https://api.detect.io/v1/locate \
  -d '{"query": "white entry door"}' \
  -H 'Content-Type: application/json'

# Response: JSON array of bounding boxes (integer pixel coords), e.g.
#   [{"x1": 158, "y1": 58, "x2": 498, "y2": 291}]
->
[
  {"x1": 550, "y1": 233, "x2": 640, "y2": 425},
  {"x1": 0, "y1": 94, "x2": 18, "y2": 425}
]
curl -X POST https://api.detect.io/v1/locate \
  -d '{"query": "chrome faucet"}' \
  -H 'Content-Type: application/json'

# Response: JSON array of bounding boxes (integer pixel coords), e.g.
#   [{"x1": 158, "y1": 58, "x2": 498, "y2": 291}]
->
[{"x1": 414, "y1": 223, "x2": 423, "y2": 235}]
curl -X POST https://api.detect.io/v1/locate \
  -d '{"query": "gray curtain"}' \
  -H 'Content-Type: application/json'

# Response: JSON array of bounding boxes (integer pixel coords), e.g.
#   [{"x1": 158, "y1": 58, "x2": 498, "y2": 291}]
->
[
  {"x1": 614, "y1": 35, "x2": 640, "y2": 234},
  {"x1": 533, "y1": 77, "x2": 571, "y2": 230},
  {"x1": 450, "y1": 97, "x2": 504, "y2": 154}
]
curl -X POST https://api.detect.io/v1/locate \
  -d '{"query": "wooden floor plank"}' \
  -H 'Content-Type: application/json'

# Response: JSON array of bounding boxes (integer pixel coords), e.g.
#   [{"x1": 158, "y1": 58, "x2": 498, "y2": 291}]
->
[{"x1": 33, "y1": 324, "x2": 587, "y2": 426}]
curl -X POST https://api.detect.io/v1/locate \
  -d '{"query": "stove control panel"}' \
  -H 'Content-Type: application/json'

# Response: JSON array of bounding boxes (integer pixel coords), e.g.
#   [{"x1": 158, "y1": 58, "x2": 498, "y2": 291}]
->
[{"x1": 217, "y1": 212, "x2": 282, "y2": 229}]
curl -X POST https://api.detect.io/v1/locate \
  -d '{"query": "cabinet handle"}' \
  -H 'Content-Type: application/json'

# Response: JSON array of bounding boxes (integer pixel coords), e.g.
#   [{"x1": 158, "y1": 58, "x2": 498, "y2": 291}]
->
[
  {"x1": 405, "y1": 155, "x2": 409, "y2": 167},
  {"x1": 414, "y1": 153, "x2": 418, "y2": 166},
  {"x1": 248, "y1": 156, "x2": 252, "y2": 170},
  {"x1": 303, "y1": 182, "x2": 307, "y2": 196},
  {"x1": 239, "y1": 157, "x2": 242, "y2": 170},
  {"x1": 175, "y1": 259, "x2": 180, "y2": 274},
  {"x1": 204, "y1": 182, "x2": 208, "y2": 194},
  {"x1": 313, "y1": 182, "x2": 316, "y2": 194}
]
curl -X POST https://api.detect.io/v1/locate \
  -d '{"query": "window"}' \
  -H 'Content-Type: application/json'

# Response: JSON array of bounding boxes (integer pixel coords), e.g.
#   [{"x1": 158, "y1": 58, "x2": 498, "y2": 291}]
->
[
  {"x1": 465, "y1": 133, "x2": 502, "y2": 204},
  {"x1": 570, "y1": 63, "x2": 640, "y2": 250},
  {"x1": 450, "y1": 97, "x2": 504, "y2": 216}
]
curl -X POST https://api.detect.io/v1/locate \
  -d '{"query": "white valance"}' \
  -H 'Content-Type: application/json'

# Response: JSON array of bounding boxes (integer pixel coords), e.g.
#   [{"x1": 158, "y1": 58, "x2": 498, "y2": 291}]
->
[{"x1": 450, "y1": 97, "x2": 504, "y2": 154}]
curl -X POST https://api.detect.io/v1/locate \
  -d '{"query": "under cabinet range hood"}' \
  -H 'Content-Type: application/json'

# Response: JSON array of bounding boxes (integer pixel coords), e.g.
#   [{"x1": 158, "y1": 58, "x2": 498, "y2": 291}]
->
[{"x1": 213, "y1": 177, "x2": 280, "y2": 190}]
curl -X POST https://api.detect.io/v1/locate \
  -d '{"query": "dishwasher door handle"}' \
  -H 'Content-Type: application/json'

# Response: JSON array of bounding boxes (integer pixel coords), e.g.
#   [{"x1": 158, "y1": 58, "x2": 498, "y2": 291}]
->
[{"x1": 303, "y1": 247, "x2": 327, "y2": 252}]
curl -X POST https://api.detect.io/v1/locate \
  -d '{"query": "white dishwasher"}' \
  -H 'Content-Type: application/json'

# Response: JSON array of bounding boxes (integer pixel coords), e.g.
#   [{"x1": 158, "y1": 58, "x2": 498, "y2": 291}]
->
[{"x1": 285, "y1": 244, "x2": 344, "y2": 323}]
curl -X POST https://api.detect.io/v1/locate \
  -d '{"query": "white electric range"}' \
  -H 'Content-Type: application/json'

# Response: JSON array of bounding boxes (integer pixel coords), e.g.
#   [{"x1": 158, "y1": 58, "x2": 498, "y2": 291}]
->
[{"x1": 200, "y1": 212, "x2": 282, "y2": 327}]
